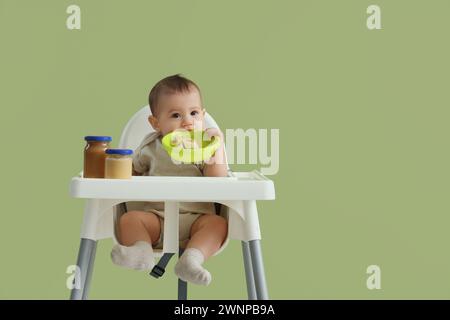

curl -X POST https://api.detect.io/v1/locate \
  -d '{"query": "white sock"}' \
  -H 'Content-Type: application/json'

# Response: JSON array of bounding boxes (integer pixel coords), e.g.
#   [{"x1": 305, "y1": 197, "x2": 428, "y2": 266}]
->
[
  {"x1": 111, "y1": 241, "x2": 155, "y2": 271},
  {"x1": 174, "y1": 248, "x2": 211, "y2": 286}
]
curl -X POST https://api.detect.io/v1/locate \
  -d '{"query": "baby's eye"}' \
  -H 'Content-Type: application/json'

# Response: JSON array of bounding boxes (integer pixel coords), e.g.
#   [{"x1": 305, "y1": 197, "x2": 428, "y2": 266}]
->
[
  {"x1": 191, "y1": 110, "x2": 199, "y2": 116},
  {"x1": 171, "y1": 113, "x2": 181, "y2": 119}
]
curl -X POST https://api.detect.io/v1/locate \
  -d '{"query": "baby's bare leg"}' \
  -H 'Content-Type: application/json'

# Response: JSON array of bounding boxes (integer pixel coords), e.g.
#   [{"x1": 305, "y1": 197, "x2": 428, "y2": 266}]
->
[
  {"x1": 118, "y1": 210, "x2": 161, "y2": 246},
  {"x1": 111, "y1": 210, "x2": 161, "y2": 271},
  {"x1": 175, "y1": 214, "x2": 228, "y2": 285},
  {"x1": 186, "y1": 214, "x2": 228, "y2": 259}
]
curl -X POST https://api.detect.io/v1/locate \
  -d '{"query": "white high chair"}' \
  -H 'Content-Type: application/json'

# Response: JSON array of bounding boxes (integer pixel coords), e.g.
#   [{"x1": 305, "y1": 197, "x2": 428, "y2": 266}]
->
[{"x1": 69, "y1": 105, "x2": 275, "y2": 300}]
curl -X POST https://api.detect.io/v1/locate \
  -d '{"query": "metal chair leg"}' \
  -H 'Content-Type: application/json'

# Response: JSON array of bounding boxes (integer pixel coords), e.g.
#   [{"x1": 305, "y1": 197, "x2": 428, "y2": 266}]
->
[
  {"x1": 70, "y1": 238, "x2": 98, "y2": 300},
  {"x1": 248, "y1": 240, "x2": 269, "y2": 300},
  {"x1": 242, "y1": 241, "x2": 257, "y2": 300}
]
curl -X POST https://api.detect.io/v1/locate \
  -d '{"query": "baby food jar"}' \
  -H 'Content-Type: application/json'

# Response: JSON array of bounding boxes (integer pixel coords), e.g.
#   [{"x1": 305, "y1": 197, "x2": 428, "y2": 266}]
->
[
  {"x1": 104, "y1": 149, "x2": 133, "y2": 179},
  {"x1": 83, "y1": 136, "x2": 112, "y2": 178}
]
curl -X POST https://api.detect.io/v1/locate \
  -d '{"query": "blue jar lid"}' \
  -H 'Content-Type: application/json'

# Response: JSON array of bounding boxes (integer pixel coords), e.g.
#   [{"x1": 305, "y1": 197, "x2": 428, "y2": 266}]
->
[
  {"x1": 105, "y1": 149, "x2": 133, "y2": 155},
  {"x1": 84, "y1": 136, "x2": 112, "y2": 142}
]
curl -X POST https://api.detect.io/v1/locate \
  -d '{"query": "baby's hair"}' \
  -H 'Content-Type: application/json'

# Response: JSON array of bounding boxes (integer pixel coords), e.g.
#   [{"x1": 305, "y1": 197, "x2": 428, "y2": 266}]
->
[{"x1": 148, "y1": 74, "x2": 202, "y2": 116}]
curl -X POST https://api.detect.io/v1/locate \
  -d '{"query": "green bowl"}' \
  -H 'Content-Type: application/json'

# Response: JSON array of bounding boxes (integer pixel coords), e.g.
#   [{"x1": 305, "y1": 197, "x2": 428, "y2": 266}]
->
[{"x1": 161, "y1": 130, "x2": 221, "y2": 164}]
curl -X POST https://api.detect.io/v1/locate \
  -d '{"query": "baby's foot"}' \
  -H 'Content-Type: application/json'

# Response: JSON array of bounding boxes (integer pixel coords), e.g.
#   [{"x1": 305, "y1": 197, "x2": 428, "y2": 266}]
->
[
  {"x1": 174, "y1": 248, "x2": 211, "y2": 286},
  {"x1": 111, "y1": 241, "x2": 155, "y2": 271}
]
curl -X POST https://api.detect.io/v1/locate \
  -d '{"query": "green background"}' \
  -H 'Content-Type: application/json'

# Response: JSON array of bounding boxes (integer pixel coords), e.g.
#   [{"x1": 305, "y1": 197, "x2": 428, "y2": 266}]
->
[{"x1": 0, "y1": 0, "x2": 449, "y2": 299}]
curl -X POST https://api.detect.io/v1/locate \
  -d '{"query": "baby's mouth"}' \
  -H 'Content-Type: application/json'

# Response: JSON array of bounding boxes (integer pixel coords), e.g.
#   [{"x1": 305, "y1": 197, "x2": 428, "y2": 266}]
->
[{"x1": 178, "y1": 127, "x2": 193, "y2": 132}]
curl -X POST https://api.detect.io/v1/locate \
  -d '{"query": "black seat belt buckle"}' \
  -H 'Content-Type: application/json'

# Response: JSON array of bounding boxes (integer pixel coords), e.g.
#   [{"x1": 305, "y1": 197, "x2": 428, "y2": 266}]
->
[{"x1": 150, "y1": 265, "x2": 165, "y2": 278}]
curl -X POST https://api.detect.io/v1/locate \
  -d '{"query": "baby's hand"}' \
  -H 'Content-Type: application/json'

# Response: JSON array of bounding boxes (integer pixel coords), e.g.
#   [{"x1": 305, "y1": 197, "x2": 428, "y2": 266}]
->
[
  {"x1": 204, "y1": 127, "x2": 224, "y2": 141},
  {"x1": 203, "y1": 127, "x2": 225, "y2": 166}
]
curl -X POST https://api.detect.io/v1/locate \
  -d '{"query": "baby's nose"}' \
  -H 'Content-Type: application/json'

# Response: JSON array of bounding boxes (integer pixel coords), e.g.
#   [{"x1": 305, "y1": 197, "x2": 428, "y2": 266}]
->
[{"x1": 182, "y1": 120, "x2": 193, "y2": 129}]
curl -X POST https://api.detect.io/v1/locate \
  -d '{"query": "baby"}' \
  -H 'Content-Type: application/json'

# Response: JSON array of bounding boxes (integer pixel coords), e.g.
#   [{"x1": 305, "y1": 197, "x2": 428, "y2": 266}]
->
[{"x1": 111, "y1": 74, "x2": 228, "y2": 286}]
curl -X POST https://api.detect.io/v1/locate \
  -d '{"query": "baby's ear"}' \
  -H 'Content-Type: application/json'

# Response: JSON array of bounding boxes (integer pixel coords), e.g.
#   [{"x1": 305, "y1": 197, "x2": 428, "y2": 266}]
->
[{"x1": 148, "y1": 115, "x2": 159, "y2": 131}]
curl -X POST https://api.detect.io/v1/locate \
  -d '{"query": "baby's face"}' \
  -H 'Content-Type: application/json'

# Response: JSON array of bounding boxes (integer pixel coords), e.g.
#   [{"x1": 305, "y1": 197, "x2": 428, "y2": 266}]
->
[{"x1": 149, "y1": 88, "x2": 206, "y2": 136}]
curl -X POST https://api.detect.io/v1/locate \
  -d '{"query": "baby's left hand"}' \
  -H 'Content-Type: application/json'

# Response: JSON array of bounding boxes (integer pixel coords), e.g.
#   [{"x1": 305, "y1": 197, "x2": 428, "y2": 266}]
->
[
  {"x1": 203, "y1": 127, "x2": 226, "y2": 167},
  {"x1": 204, "y1": 127, "x2": 224, "y2": 141}
]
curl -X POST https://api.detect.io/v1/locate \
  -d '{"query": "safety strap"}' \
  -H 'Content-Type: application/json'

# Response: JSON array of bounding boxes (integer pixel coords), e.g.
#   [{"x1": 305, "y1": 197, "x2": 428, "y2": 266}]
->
[
  {"x1": 150, "y1": 253, "x2": 175, "y2": 278},
  {"x1": 120, "y1": 201, "x2": 180, "y2": 280}
]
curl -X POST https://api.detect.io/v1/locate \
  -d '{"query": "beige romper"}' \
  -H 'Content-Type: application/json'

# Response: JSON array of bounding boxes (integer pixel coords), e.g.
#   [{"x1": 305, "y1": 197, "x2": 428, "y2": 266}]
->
[{"x1": 126, "y1": 131, "x2": 216, "y2": 249}]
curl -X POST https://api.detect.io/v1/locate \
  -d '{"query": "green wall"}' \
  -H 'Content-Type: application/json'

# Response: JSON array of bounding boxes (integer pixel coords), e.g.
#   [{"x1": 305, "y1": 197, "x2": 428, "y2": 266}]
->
[{"x1": 0, "y1": 0, "x2": 449, "y2": 299}]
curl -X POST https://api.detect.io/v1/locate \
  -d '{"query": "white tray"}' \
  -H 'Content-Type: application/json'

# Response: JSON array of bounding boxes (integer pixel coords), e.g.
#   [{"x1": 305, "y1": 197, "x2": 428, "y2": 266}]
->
[{"x1": 70, "y1": 170, "x2": 275, "y2": 201}]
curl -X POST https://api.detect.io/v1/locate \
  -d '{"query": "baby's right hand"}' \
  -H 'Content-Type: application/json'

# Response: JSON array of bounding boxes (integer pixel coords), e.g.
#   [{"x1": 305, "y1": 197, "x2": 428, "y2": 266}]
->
[{"x1": 132, "y1": 167, "x2": 142, "y2": 176}]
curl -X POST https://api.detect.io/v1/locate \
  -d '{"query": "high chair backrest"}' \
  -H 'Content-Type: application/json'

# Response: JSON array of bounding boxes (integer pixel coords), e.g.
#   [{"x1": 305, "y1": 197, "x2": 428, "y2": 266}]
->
[{"x1": 118, "y1": 105, "x2": 229, "y2": 168}]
